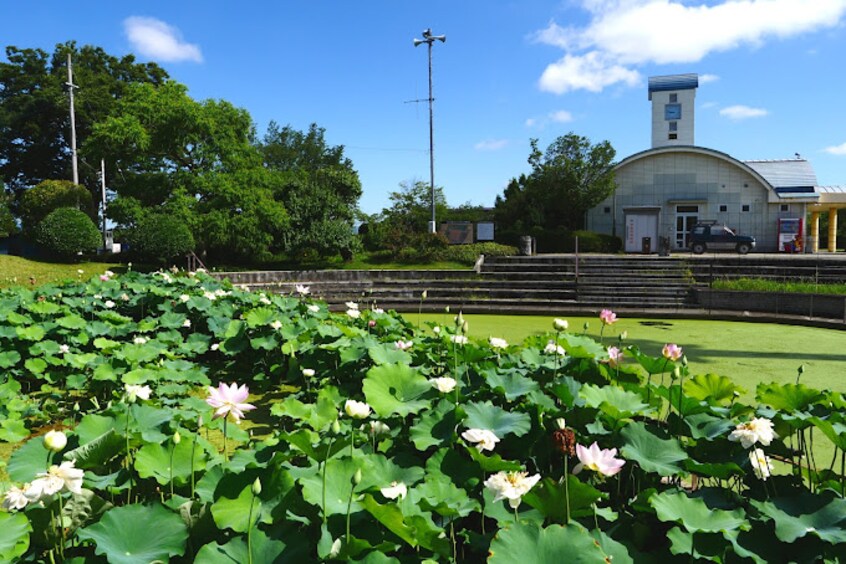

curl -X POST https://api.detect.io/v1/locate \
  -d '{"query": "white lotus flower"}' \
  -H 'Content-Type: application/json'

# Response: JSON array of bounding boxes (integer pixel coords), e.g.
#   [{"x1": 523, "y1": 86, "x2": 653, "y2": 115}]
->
[
  {"x1": 133, "y1": 336, "x2": 148, "y2": 345},
  {"x1": 728, "y1": 417, "x2": 777, "y2": 449},
  {"x1": 307, "y1": 304, "x2": 320, "y2": 313},
  {"x1": 553, "y1": 318, "x2": 569, "y2": 331},
  {"x1": 749, "y1": 448, "x2": 773, "y2": 480},
  {"x1": 204, "y1": 291, "x2": 217, "y2": 301},
  {"x1": 345, "y1": 301, "x2": 359, "y2": 310},
  {"x1": 59, "y1": 344, "x2": 70, "y2": 354},
  {"x1": 347, "y1": 308, "x2": 361, "y2": 319},
  {"x1": 104, "y1": 300, "x2": 115, "y2": 309},
  {"x1": 489, "y1": 337, "x2": 508, "y2": 350},
  {"x1": 43, "y1": 430, "x2": 67, "y2": 452},
  {"x1": 2, "y1": 485, "x2": 29, "y2": 510},
  {"x1": 271, "y1": 320, "x2": 282, "y2": 330},
  {"x1": 27, "y1": 461, "x2": 84, "y2": 500},
  {"x1": 544, "y1": 341, "x2": 565, "y2": 355},
  {"x1": 296, "y1": 284, "x2": 311, "y2": 295},
  {"x1": 125, "y1": 384, "x2": 152, "y2": 403},
  {"x1": 179, "y1": 294, "x2": 191, "y2": 303},
  {"x1": 430, "y1": 377, "x2": 457, "y2": 394},
  {"x1": 450, "y1": 335, "x2": 469, "y2": 345},
  {"x1": 461, "y1": 428, "x2": 500, "y2": 452},
  {"x1": 394, "y1": 340, "x2": 413, "y2": 351},
  {"x1": 259, "y1": 295, "x2": 271, "y2": 305},
  {"x1": 302, "y1": 368, "x2": 316, "y2": 377},
  {"x1": 183, "y1": 319, "x2": 192, "y2": 328},
  {"x1": 372, "y1": 307, "x2": 385, "y2": 314},
  {"x1": 368, "y1": 421, "x2": 390, "y2": 436},
  {"x1": 345, "y1": 399, "x2": 371, "y2": 419},
  {"x1": 380, "y1": 481, "x2": 407, "y2": 500},
  {"x1": 484, "y1": 471, "x2": 541, "y2": 509},
  {"x1": 211, "y1": 343, "x2": 220, "y2": 351},
  {"x1": 120, "y1": 293, "x2": 130, "y2": 301}
]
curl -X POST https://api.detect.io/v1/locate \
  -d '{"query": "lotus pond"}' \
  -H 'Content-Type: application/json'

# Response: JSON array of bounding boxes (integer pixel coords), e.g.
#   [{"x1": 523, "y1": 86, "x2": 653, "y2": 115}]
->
[{"x1": 0, "y1": 270, "x2": 844, "y2": 562}]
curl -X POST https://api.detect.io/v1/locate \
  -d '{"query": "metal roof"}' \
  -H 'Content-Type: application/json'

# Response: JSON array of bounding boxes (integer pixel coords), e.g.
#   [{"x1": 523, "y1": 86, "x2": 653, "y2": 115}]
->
[
  {"x1": 743, "y1": 159, "x2": 818, "y2": 189},
  {"x1": 817, "y1": 185, "x2": 846, "y2": 194},
  {"x1": 647, "y1": 73, "x2": 698, "y2": 98}
]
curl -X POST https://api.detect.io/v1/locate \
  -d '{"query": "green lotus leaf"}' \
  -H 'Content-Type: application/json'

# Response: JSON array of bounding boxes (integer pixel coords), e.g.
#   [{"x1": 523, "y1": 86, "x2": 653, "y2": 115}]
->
[
  {"x1": 271, "y1": 390, "x2": 340, "y2": 433},
  {"x1": 55, "y1": 314, "x2": 87, "y2": 329},
  {"x1": 549, "y1": 376, "x2": 583, "y2": 408},
  {"x1": 482, "y1": 368, "x2": 540, "y2": 401},
  {"x1": 590, "y1": 529, "x2": 634, "y2": 564},
  {"x1": 684, "y1": 373, "x2": 745, "y2": 404},
  {"x1": 15, "y1": 324, "x2": 45, "y2": 341},
  {"x1": 666, "y1": 526, "x2": 734, "y2": 561},
  {"x1": 463, "y1": 401, "x2": 531, "y2": 438},
  {"x1": 756, "y1": 382, "x2": 824, "y2": 412},
  {"x1": 414, "y1": 474, "x2": 478, "y2": 518},
  {"x1": 559, "y1": 334, "x2": 607, "y2": 359},
  {"x1": 7, "y1": 435, "x2": 60, "y2": 482},
  {"x1": 465, "y1": 447, "x2": 523, "y2": 472},
  {"x1": 522, "y1": 476, "x2": 603, "y2": 523},
  {"x1": 24, "y1": 299, "x2": 61, "y2": 315},
  {"x1": 244, "y1": 307, "x2": 277, "y2": 327},
  {"x1": 629, "y1": 345, "x2": 676, "y2": 375},
  {"x1": 0, "y1": 350, "x2": 21, "y2": 368},
  {"x1": 650, "y1": 490, "x2": 749, "y2": 533},
  {"x1": 488, "y1": 522, "x2": 610, "y2": 563},
  {"x1": 810, "y1": 416, "x2": 846, "y2": 450},
  {"x1": 359, "y1": 453, "x2": 425, "y2": 491},
  {"x1": 194, "y1": 529, "x2": 291, "y2": 563},
  {"x1": 64, "y1": 429, "x2": 124, "y2": 469},
  {"x1": 363, "y1": 363, "x2": 431, "y2": 417},
  {"x1": 159, "y1": 311, "x2": 189, "y2": 329},
  {"x1": 210, "y1": 483, "x2": 268, "y2": 533},
  {"x1": 620, "y1": 421, "x2": 688, "y2": 476},
  {"x1": 76, "y1": 414, "x2": 119, "y2": 444},
  {"x1": 751, "y1": 490, "x2": 846, "y2": 544},
  {"x1": 5, "y1": 311, "x2": 30, "y2": 325},
  {"x1": 683, "y1": 413, "x2": 736, "y2": 440},
  {"x1": 0, "y1": 511, "x2": 31, "y2": 562},
  {"x1": 580, "y1": 384, "x2": 651, "y2": 419},
  {"x1": 360, "y1": 494, "x2": 450, "y2": 555},
  {"x1": 410, "y1": 399, "x2": 458, "y2": 450},
  {"x1": 299, "y1": 457, "x2": 364, "y2": 516},
  {"x1": 77, "y1": 503, "x2": 188, "y2": 564},
  {"x1": 279, "y1": 428, "x2": 349, "y2": 462},
  {"x1": 368, "y1": 342, "x2": 412, "y2": 365},
  {"x1": 117, "y1": 341, "x2": 165, "y2": 364},
  {"x1": 130, "y1": 404, "x2": 173, "y2": 443},
  {"x1": 93, "y1": 337, "x2": 121, "y2": 350},
  {"x1": 121, "y1": 368, "x2": 158, "y2": 385},
  {"x1": 63, "y1": 489, "x2": 113, "y2": 531},
  {"x1": 134, "y1": 434, "x2": 208, "y2": 486}
]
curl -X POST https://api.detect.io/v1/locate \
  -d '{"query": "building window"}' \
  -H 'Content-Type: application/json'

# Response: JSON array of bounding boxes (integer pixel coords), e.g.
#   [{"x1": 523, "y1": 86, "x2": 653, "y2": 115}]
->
[
  {"x1": 669, "y1": 121, "x2": 678, "y2": 132},
  {"x1": 669, "y1": 93, "x2": 678, "y2": 103},
  {"x1": 668, "y1": 133, "x2": 678, "y2": 140},
  {"x1": 742, "y1": 204, "x2": 750, "y2": 212},
  {"x1": 780, "y1": 204, "x2": 789, "y2": 212},
  {"x1": 719, "y1": 204, "x2": 727, "y2": 212},
  {"x1": 604, "y1": 207, "x2": 611, "y2": 214}
]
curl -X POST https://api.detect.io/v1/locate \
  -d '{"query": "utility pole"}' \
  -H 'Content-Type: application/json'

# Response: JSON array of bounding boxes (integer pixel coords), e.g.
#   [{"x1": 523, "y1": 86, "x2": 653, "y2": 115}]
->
[
  {"x1": 413, "y1": 29, "x2": 446, "y2": 234},
  {"x1": 66, "y1": 53, "x2": 79, "y2": 185},
  {"x1": 100, "y1": 159, "x2": 108, "y2": 251}
]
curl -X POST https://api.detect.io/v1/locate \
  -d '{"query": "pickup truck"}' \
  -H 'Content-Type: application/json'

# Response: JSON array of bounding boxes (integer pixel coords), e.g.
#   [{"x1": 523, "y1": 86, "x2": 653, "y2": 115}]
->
[{"x1": 689, "y1": 222, "x2": 756, "y2": 254}]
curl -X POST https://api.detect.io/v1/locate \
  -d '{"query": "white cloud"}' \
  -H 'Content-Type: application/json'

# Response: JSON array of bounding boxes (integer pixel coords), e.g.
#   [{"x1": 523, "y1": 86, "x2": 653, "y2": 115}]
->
[
  {"x1": 534, "y1": 0, "x2": 846, "y2": 93},
  {"x1": 549, "y1": 110, "x2": 574, "y2": 123},
  {"x1": 719, "y1": 105, "x2": 769, "y2": 120},
  {"x1": 474, "y1": 139, "x2": 509, "y2": 151},
  {"x1": 525, "y1": 118, "x2": 537, "y2": 127},
  {"x1": 699, "y1": 74, "x2": 720, "y2": 84},
  {"x1": 124, "y1": 17, "x2": 203, "y2": 63},
  {"x1": 824, "y1": 142, "x2": 846, "y2": 155}
]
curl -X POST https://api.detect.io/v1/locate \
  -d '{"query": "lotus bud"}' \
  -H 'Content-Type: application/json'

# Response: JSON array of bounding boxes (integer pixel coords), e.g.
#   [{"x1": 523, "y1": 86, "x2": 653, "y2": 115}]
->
[
  {"x1": 619, "y1": 331, "x2": 627, "y2": 342},
  {"x1": 331, "y1": 420, "x2": 341, "y2": 435},
  {"x1": 671, "y1": 366, "x2": 681, "y2": 380},
  {"x1": 555, "y1": 417, "x2": 566, "y2": 430},
  {"x1": 43, "y1": 430, "x2": 67, "y2": 452},
  {"x1": 252, "y1": 478, "x2": 262, "y2": 495},
  {"x1": 553, "y1": 318, "x2": 568, "y2": 332},
  {"x1": 421, "y1": 290, "x2": 428, "y2": 299},
  {"x1": 461, "y1": 320, "x2": 469, "y2": 334},
  {"x1": 173, "y1": 431, "x2": 181, "y2": 445},
  {"x1": 353, "y1": 469, "x2": 362, "y2": 485},
  {"x1": 445, "y1": 306, "x2": 450, "y2": 313},
  {"x1": 681, "y1": 355, "x2": 688, "y2": 367},
  {"x1": 73, "y1": 402, "x2": 80, "y2": 412},
  {"x1": 455, "y1": 312, "x2": 464, "y2": 327},
  {"x1": 198, "y1": 415, "x2": 204, "y2": 428},
  {"x1": 583, "y1": 322, "x2": 590, "y2": 332}
]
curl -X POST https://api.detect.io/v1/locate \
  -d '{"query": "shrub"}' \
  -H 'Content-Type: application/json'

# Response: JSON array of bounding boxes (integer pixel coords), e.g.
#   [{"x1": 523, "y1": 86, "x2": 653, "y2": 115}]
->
[
  {"x1": 441, "y1": 242, "x2": 518, "y2": 265},
  {"x1": 35, "y1": 207, "x2": 102, "y2": 258},
  {"x1": 129, "y1": 214, "x2": 195, "y2": 264},
  {"x1": 498, "y1": 227, "x2": 622, "y2": 253},
  {"x1": 20, "y1": 179, "x2": 94, "y2": 234}
]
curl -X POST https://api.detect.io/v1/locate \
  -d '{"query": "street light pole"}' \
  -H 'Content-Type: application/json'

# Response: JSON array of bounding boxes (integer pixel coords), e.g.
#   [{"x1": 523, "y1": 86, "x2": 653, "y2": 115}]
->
[
  {"x1": 413, "y1": 29, "x2": 445, "y2": 234},
  {"x1": 66, "y1": 53, "x2": 79, "y2": 185}
]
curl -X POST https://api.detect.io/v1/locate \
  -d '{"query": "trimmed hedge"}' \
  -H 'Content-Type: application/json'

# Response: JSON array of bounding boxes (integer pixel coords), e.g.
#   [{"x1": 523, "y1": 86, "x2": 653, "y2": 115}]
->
[
  {"x1": 441, "y1": 242, "x2": 518, "y2": 264},
  {"x1": 35, "y1": 207, "x2": 102, "y2": 258},
  {"x1": 498, "y1": 227, "x2": 622, "y2": 253},
  {"x1": 129, "y1": 214, "x2": 195, "y2": 264}
]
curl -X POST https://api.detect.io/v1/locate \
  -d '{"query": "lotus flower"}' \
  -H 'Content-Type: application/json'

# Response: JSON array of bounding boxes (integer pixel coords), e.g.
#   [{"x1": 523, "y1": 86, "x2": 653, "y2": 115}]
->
[
  {"x1": 394, "y1": 340, "x2": 413, "y2": 351},
  {"x1": 344, "y1": 399, "x2": 371, "y2": 419},
  {"x1": 206, "y1": 383, "x2": 256, "y2": 422},
  {"x1": 430, "y1": 376, "x2": 457, "y2": 393},
  {"x1": 574, "y1": 442, "x2": 626, "y2": 476},
  {"x1": 749, "y1": 448, "x2": 773, "y2": 480},
  {"x1": 489, "y1": 337, "x2": 508, "y2": 350},
  {"x1": 599, "y1": 309, "x2": 617, "y2": 325},
  {"x1": 381, "y1": 481, "x2": 408, "y2": 500},
  {"x1": 26, "y1": 461, "x2": 84, "y2": 500},
  {"x1": 125, "y1": 384, "x2": 152, "y2": 403},
  {"x1": 461, "y1": 428, "x2": 500, "y2": 452},
  {"x1": 544, "y1": 341, "x2": 565, "y2": 356},
  {"x1": 484, "y1": 471, "x2": 541, "y2": 509},
  {"x1": 450, "y1": 335, "x2": 469, "y2": 345},
  {"x1": 43, "y1": 430, "x2": 67, "y2": 452},
  {"x1": 553, "y1": 318, "x2": 569, "y2": 331},
  {"x1": 607, "y1": 346, "x2": 623, "y2": 367},
  {"x1": 2, "y1": 485, "x2": 29, "y2": 511},
  {"x1": 662, "y1": 343, "x2": 683, "y2": 361},
  {"x1": 728, "y1": 417, "x2": 776, "y2": 449},
  {"x1": 368, "y1": 421, "x2": 390, "y2": 436}
]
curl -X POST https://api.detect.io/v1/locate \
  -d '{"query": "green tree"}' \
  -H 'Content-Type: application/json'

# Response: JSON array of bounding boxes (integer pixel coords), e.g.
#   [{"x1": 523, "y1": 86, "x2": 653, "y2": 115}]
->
[
  {"x1": 382, "y1": 180, "x2": 448, "y2": 234},
  {"x1": 18, "y1": 179, "x2": 93, "y2": 234},
  {"x1": 128, "y1": 214, "x2": 195, "y2": 264},
  {"x1": 35, "y1": 207, "x2": 101, "y2": 258},
  {"x1": 0, "y1": 42, "x2": 168, "y2": 196},
  {"x1": 0, "y1": 194, "x2": 17, "y2": 238},
  {"x1": 495, "y1": 133, "x2": 616, "y2": 232}
]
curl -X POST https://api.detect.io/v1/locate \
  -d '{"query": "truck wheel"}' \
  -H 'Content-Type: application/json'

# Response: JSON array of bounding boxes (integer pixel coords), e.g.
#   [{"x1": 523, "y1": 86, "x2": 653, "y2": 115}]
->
[
  {"x1": 737, "y1": 243, "x2": 750, "y2": 255},
  {"x1": 692, "y1": 243, "x2": 705, "y2": 254}
]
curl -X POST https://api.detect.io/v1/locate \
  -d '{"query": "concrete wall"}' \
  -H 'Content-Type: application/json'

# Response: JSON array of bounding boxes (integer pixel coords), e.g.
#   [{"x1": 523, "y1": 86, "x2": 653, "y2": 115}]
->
[{"x1": 695, "y1": 288, "x2": 846, "y2": 321}]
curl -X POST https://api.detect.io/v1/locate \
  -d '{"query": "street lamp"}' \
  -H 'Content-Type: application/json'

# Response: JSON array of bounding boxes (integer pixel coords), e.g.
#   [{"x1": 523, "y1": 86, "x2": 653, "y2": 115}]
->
[{"x1": 413, "y1": 28, "x2": 446, "y2": 234}]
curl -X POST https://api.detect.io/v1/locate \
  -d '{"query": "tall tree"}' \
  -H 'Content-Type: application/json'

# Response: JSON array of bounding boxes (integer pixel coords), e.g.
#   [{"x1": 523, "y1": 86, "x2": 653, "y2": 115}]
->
[
  {"x1": 495, "y1": 133, "x2": 616, "y2": 232},
  {"x1": 0, "y1": 42, "x2": 168, "y2": 195}
]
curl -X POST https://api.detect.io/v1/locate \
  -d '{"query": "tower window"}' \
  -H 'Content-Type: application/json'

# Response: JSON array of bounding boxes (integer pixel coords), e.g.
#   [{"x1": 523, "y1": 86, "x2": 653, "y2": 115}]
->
[
  {"x1": 719, "y1": 205, "x2": 727, "y2": 212},
  {"x1": 742, "y1": 204, "x2": 750, "y2": 212},
  {"x1": 669, "y1": 93, "x2": 678, "y2": 103},
  {"x1": 668, "y1": 133, "x2": 678, "y2": 140},
  {"x1": 604, "y1": 207, "x2": 611, "y2": 214},
  {"x1": 669, "y1": 122, "x2": 678, "y2": 132},
  {"x1": 780, "y1": 204, "x2": 789, "y2": 212}
]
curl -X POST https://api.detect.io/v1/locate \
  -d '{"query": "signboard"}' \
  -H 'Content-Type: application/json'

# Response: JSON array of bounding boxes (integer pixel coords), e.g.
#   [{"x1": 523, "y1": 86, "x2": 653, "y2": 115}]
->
[{"x1": 476, "y1": 222, "x2": 495, "y2": 241}]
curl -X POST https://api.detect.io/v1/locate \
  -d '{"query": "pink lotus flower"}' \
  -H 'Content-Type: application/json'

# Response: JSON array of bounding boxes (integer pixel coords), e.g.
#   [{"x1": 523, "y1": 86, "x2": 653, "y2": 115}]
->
[
  {"x1": 206, "y1": 383, "x2": 256, "y2": 422},
  {"x1": 662, "y1": 343, "x2": 683, "y2": 361},
  {"x1": 607, "y1": 346, "x2": 623, "y2": 367},
  {"x1": 574, "y1": 442, "x2": 625, "y2": 476},
  {"x1": 599, "y1": 309, "x2": 617, "y2": 325}
]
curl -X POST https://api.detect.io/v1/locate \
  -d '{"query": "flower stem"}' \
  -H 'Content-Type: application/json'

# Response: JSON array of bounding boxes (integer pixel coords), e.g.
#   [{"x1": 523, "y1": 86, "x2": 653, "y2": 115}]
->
[
  {"x1": 322, "y1": 434, "x2": 336, "y2": 524},
  {"x1": 169, "y1": 442, "x2": 175, "y2": 498},
  {"x1": 247, "y1": 491, "x2": 257, "y2": 564},
  {"x1": 223, "y1": 417, "x2": 228, "y2": 460},
  {"x1": 564, "y1": 457, "x2": 571, "y2": 524},
  {"x1": 125, "y1": 407, "x2": 133, "y2": 504},
  {"x1": 190, "y1": 434, "x2": 197, "y2": 498},
  {"x1": 345, "y1": 425, "x2": 356, "y2": 546}
]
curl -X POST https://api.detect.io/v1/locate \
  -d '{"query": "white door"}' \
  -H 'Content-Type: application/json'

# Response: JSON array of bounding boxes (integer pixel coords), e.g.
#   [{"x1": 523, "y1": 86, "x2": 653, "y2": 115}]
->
[{"x1": 625, "y1": 213, "x2": 659, "y2": 253}]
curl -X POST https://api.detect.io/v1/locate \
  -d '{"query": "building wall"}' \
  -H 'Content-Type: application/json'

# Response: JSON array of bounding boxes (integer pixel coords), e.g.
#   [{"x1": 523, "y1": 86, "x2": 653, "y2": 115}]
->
[
  {"x1": 587, "y1": 151, "x2": 794, "y2": 252},
  {"x1": 651, "y1": 88, "x2": 695, "y2": 148}
]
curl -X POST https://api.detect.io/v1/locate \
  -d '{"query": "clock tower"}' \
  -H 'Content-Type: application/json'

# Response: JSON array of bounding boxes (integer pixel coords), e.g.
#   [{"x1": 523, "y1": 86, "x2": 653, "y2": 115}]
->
[{"x1": 649, "y1": 73, "x2": 698, "y2": 148}]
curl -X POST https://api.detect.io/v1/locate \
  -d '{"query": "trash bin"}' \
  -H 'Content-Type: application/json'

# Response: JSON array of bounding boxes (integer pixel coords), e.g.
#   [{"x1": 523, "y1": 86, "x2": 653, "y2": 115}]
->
[
  {"x1": 518, "y1": 236, "x2": 533, "y2": 256},
  {"x1": 641, "y1": 236, "x2": 651, "y2": 254}
]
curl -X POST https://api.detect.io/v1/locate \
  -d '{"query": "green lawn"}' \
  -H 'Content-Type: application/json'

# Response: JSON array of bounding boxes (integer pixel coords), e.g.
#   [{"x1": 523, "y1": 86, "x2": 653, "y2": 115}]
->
[
  {"x1": 0, "y1": 255, "x2": 122, "y2": 289},
  {"x1": 413, "y1": 313, "x2": 846, "y2": 394}
]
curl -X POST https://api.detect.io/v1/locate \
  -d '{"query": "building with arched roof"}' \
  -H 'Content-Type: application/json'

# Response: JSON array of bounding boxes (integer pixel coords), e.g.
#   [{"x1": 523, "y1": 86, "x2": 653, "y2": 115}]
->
[{"x1": 586, "y1": 73, "x2": 846, "y2": 253}]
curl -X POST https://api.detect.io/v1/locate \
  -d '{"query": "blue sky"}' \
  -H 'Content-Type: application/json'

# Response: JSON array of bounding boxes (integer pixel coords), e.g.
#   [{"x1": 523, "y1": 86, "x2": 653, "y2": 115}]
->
[{"x1": 3, "y1": 1, "x2": 846, "y2": 214}]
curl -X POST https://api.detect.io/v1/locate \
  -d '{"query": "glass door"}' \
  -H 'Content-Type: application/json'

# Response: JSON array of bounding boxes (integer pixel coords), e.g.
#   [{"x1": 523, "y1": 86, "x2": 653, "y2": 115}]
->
[{"x1": 675, "y1": 205, "x2": 699, "y2": 249}]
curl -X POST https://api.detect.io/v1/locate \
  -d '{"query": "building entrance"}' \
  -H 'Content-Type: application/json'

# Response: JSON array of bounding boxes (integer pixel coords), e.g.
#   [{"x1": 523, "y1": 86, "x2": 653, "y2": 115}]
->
[{"x1": 675, "y1": 205, "x2": 699, "y2": 249}]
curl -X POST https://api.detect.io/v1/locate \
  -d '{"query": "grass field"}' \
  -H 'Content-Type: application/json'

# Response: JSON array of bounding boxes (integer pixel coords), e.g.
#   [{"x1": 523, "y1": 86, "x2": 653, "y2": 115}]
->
[
  {"x1": 0, "y1": 255, "x2": 121, "y2": 289},
  {"x1": 413, "y1": 313, "x2": 846, "y2": 394}
]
